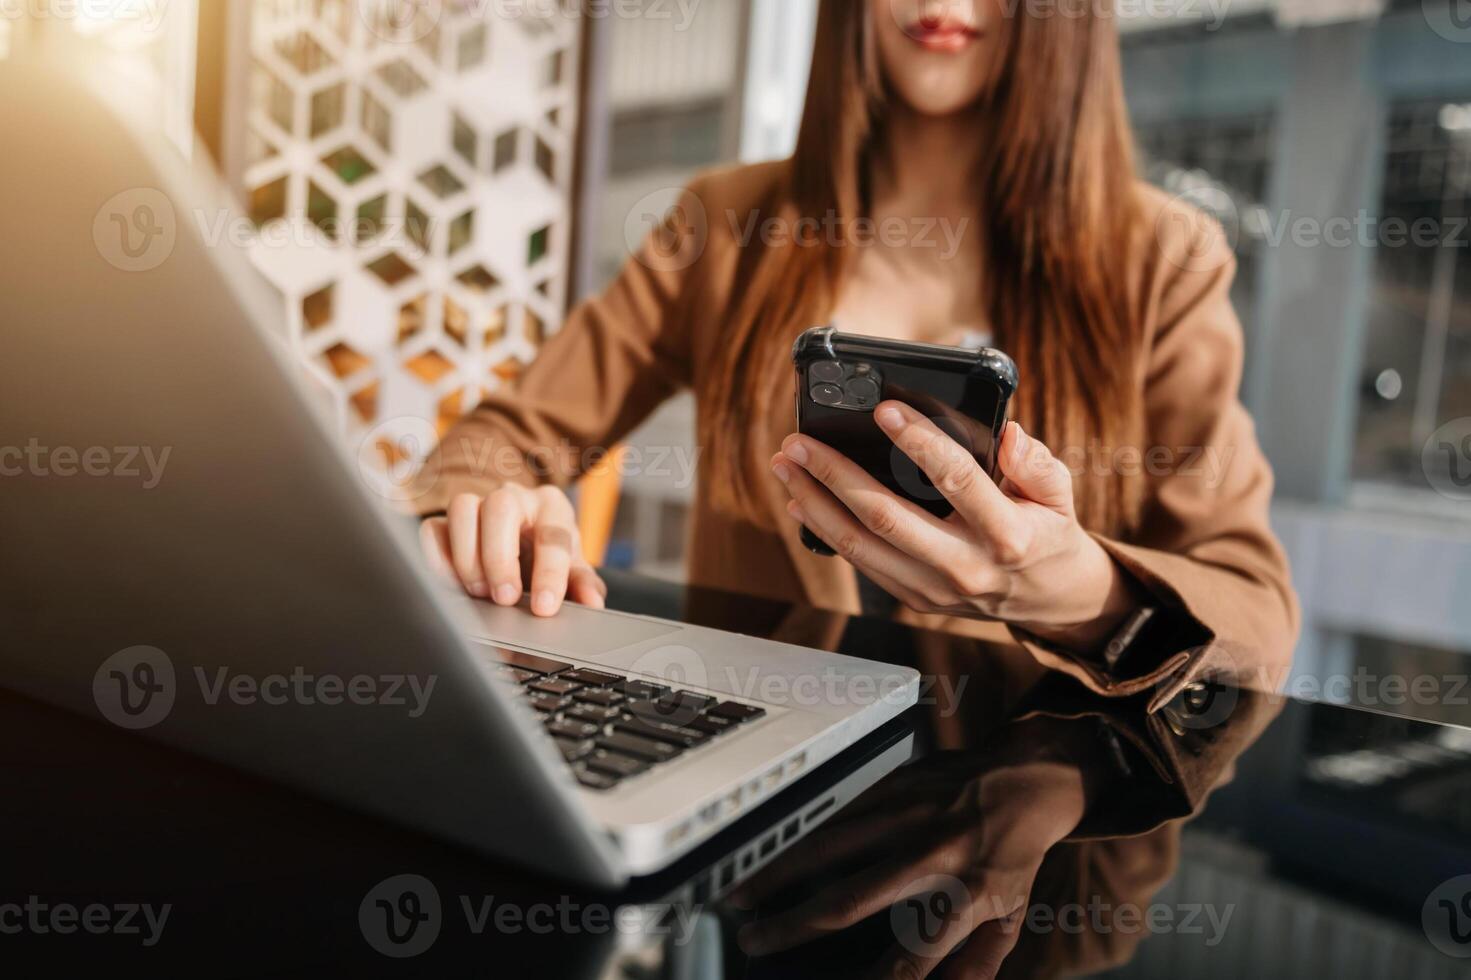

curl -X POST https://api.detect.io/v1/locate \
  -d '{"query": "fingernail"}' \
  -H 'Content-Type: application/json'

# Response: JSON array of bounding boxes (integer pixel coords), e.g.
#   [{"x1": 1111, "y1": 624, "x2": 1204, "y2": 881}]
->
[
  {"x1": 786, "y1": 500, "x2": 804, "y2": 522},
  {"x1": 532, "y1": 590, "x2": 558, "y2": 615},
  {"x1": 875, "y1": 405, "x2": 903, "y2": 430},
  {"x1": 493, "y1": 583, "x2": 519, "y2": 605},
  {"x1": 1013, "y1": 422, "x2": 1030, "y2": 459},
  {"x1": 772, "y1": 461, "x2": 791, "y2": 483},
  {"x1": 467, "y1": 582, "x2": 488, "y2": 598},
  {"x1": 785, "y1": 440, "x2": 809, "y2": 465}
]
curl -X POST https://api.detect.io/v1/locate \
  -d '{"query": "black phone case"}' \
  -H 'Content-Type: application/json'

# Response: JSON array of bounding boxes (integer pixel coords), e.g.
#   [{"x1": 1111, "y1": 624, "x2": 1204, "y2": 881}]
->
[{"x1": 792, "y1": 325, "x2": 1018, "y2": 556}]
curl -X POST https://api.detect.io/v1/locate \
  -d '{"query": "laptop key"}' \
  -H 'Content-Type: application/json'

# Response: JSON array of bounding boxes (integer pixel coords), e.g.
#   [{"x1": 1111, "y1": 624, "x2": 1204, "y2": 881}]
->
[
  {"x1": 529, "y1": 695, "x2": 569, "y2": 714},
  {"x1": 528, "y1": 678, "x2": 585, "y2": 697},
  {"x1": 491, "y1": 647, "x2": 573, "y2": 676},
  {"x1": 562, "y1": 668, "x2": 622, "y2": 687},
  {"x1": 565, "y1": 703, "x2": 620, "y2": 725},
  {"x1": 597, "y1": 732, "x2": 681, "y2": 763},
  {"x1": 613, "y1": 718, "x2": 710, "y2": 749},
  {"x1": 627, "y1": 698, "x2": 703, "y2": 727},
  {"x1": 686, "y1": 715, "x2": 735, "y2": 736},
  {"x1": 661, "y1": 691, "x2": 716, "y2": 711},
  {"x1": 585, "y1": 750, "x2": 649, "y2": 778},
  {"x1": 708, "y1": 701, "x2": 766, "y2": 722},
  {"x1": 555, "y1": 737, "x2": 595, "y2": 763},
  {"x1": 612, "y1": 679, "x2": 669, "y2": 701},
  {"x1": 573, "y1": 765, "x2": 620, "y2": 790},
  {"x1": 495, "y1": 666, "x2": 538, "y2": 685},
  {"x1": 547, "y1": 718, "x2": 600, "y2": 741},
  {"x1": 573, "y1": 689, "x2": 625, "y2": 708}
]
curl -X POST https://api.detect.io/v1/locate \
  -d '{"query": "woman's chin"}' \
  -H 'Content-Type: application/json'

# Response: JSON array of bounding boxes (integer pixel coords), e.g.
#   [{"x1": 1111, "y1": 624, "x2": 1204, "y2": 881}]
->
[{"x1": 891, "y1": 89, "x2": 986, "y2": 119}]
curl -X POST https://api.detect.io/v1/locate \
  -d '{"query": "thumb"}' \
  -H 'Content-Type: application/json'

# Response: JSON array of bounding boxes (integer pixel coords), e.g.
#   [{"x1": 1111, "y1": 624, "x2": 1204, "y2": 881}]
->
[{"x1": 997, "y1": 422, "x2": 1073, "y2": 511}]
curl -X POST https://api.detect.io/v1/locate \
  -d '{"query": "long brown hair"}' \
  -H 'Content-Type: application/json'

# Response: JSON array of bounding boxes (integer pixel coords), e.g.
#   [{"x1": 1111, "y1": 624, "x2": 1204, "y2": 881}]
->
[{"x1": 701, "y1": 0, "x2": 1147, "y2": 537}]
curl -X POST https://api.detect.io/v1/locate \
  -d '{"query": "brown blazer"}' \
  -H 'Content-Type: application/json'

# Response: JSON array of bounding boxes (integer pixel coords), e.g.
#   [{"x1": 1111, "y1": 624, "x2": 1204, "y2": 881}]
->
[{"x1": 412, "y1": 160, "x2": 1300, "y2": 705}]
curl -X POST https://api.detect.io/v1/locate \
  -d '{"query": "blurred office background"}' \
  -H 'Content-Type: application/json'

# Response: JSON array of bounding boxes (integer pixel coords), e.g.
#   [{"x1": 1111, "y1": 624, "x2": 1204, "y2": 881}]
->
[{"x1": 3, "y1": 1, "x2": 1470, "y2": 973}]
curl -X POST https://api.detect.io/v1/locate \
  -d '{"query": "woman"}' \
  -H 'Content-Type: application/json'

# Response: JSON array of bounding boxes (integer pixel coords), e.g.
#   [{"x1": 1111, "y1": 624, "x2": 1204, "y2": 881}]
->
[{"x1": 415, "y1": 0, "x2": 1298, "y2": 701}]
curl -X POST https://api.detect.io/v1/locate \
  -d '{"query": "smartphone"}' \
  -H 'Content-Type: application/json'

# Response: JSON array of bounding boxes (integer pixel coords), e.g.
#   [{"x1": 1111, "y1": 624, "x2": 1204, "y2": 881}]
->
[{"x1": 792, "y1": 325, "x2": 1018, "y2": 556}]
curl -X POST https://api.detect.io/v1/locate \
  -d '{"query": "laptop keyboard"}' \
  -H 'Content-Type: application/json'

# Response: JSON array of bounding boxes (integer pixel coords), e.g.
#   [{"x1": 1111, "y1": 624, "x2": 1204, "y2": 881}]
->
[{"x1": 488, "y1": 646, "x2": 767, "y2": 792}]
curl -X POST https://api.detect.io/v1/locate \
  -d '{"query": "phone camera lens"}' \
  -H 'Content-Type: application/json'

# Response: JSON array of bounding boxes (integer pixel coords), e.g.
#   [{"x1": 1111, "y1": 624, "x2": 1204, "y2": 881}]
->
[
  {"x1": 810, "y1": 360, "x2": 843, "y2": 383},
  {"x1": 845, "y1": 377, "x2": 880, "y2": 405},
  {"x1": 811, "y1": 383, "x2": 844, "y2": 407}
]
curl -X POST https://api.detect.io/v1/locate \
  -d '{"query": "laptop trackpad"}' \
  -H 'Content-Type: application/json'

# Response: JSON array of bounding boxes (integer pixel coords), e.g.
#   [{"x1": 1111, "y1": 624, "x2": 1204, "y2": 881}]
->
[{"x1": 465, "y1": 599, "x2": 680, "y2": 658}]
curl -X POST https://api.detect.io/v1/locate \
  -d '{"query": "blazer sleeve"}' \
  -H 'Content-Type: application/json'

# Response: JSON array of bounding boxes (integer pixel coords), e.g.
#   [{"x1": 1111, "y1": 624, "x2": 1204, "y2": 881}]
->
[
  {"x1": 1014, "y1": 220, "x2": 1300, "y2": 708},
  {"x1": 407, "y1": 182, "x2": 707, "y2": 515}
]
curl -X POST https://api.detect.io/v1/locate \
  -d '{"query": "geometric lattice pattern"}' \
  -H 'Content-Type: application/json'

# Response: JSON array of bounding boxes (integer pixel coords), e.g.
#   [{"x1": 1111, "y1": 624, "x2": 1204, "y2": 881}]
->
[{"x1": 243, "y1": 1, "x2": 581, "y2": 486}]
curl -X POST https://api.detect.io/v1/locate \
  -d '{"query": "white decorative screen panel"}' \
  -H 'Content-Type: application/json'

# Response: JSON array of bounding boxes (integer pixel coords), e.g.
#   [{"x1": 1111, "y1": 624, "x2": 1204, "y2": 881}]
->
[{"x1": 242, "y1": 1, "x2": 581, "y2": 493}]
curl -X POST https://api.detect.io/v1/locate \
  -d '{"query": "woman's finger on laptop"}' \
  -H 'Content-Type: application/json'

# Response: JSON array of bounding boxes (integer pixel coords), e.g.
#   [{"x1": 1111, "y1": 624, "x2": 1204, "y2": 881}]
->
[
  {"x1": 448, "y1": 493, "x2": 489, "y2": 598},
  {"x1": 481, "y1": 486, "x2": 531, "y2": 605},
  {"x1": 528, "y1": 486, "x2": 581, "y2": 616},
  {"x1": 569, "y1": 565, "x2": 608, "y2": 609}
]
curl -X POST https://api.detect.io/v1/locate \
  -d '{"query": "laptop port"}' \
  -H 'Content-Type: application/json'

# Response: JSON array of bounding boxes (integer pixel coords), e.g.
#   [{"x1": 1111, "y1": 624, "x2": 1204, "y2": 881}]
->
[
  {"x1": 781, "y1": 817, "x2": 800, "y2": 843},
  {"x1": 784, "y1": 752, "x2": 807, "y2": 778},
  {"x1": 764, "y1": 768, "x2": 782, "y2": 792},
  {"x1": 664, "y1": 820, "x2": 691, "y2": 847},
  {"x1": 759, "y1": 833, "x2": 777, "y2": 858}
]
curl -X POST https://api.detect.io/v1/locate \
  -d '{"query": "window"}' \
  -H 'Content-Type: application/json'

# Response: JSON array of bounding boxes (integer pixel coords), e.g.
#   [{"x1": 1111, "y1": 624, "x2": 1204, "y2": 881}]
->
[
  {"x1": 1134, "y1": 113, "x2": 1278, "y2": 366},
  {"x1": 1353, "y1": 97, "x2": 1471, "y2": 491}
]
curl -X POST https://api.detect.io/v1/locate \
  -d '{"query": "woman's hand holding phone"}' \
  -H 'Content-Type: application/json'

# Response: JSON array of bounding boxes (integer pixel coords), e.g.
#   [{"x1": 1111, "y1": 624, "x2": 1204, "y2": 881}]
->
[
  {"x1": 772, "y1": 400, "x2": 1138, "y2": 653},
  {"x1": 418, "y1": 484, "x2": 607, "y2": 616}
]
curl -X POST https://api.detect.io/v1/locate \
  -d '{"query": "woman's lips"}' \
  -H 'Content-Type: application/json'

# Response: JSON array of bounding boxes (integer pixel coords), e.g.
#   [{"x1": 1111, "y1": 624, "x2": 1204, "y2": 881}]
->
[{"x1": 904, "y1": 18, "x2": 982, "y2": 53}]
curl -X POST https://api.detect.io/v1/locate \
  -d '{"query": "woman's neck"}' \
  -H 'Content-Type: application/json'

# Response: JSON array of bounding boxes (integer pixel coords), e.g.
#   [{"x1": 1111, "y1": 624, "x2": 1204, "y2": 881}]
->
[{"x1": 871, "y1": 104, "x2": 989, "y2": 213}]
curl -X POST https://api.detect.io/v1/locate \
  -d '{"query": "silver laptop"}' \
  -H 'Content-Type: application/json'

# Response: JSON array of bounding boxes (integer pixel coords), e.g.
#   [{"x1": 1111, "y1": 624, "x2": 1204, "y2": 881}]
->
[{"x1": 0, "y1": 59, "x2": 918, "y2": 888}]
